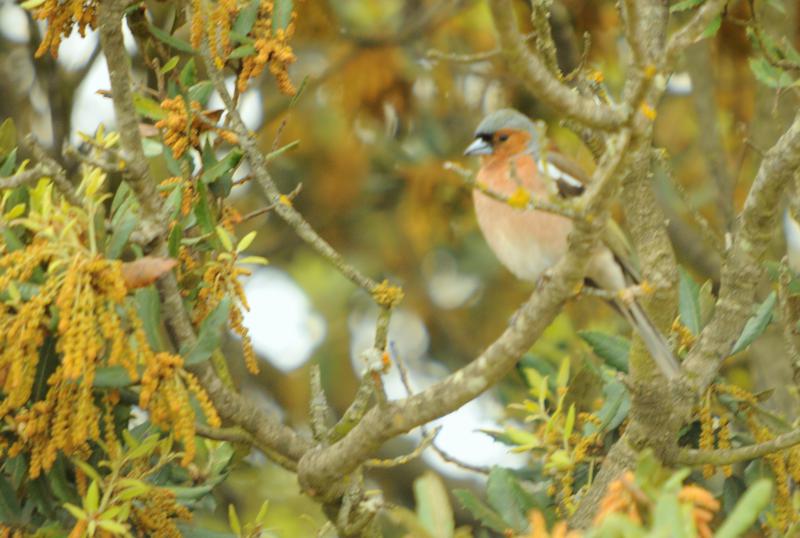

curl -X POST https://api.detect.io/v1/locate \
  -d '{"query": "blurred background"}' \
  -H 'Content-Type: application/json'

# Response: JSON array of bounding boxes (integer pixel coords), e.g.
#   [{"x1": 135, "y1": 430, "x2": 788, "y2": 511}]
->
[{"x1": 1, "y1": 0, "x2": 798, "y2": 534}]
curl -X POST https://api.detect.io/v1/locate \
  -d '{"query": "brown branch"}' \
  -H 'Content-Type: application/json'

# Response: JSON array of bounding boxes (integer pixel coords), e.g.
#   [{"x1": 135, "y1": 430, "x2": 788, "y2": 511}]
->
[
  {"x1": 96, "y1": 0, "x2": 311, "y2": 472},
  {"x1": 666, "y1": 0, "x2": 728, "y2": 65},
  {"x1": 97, "y1": 0, "x2": 163, "y2": 243},
  {"x1": 488, "y1": 0, "x2": 628, "y2": 130},
  {"x1": 22, "y1": 136, "x2": 83, "y2": 207},
  {"x1": 297, "y1": 130, "x2": 632, "y2": 495},
  {"x1": 199, "y1": 43, "x2": 380, "y2": 296},
  {"x1": 675, "y1": 427, "x2": 800, "y2": 466},
  {"x1": 682, "y1": 110, "x2": 800, "y2": 393},
  {"x1": 0, "y1": 165, "x2": 47, "y2": 191},
  {"x1": 685, "y1": 40, "x2": 735, "y2": 229}
]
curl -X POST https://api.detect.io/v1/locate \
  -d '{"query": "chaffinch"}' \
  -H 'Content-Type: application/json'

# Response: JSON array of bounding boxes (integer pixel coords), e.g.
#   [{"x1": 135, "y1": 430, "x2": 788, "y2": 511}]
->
[{"x1": 465, "y1": 108, "x2": 680, "y2": 379}]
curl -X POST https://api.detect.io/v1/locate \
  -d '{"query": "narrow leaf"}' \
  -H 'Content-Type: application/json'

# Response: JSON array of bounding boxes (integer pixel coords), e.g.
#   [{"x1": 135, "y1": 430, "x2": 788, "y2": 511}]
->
[
  {"x1": 731, "y1": 291, "x2": 777, "y2": 354},
  {"x1": 183, "y1": 297, "x2": 231, "y2": 365},
  {"x1": 579, "y1": 331, "x2": 630, "y2": 372},
  {"x1": 148, "y1": 23, "x2": 195, "y2": 53},
  {"x1": 453, "y1": 489, "x2": 509, "y2": 534},
  {"x1": 413, "y1": 472, "x2": 454, "y2": 538},
  {"x1": 715, "y1": 479, "x2": 772, "y2": 538},
  {"x1": 679, "y1": 267, "x2": 702, "y2": 334}
]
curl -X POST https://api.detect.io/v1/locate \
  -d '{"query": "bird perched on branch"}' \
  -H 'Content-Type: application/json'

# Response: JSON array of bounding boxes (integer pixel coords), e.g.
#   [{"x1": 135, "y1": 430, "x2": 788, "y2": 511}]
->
[{"x1": 464, "y1": 108, "x2": 680, "y2": 379}]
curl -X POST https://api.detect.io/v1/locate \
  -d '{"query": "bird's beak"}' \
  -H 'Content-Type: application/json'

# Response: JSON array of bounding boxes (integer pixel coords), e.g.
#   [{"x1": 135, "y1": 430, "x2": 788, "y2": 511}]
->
[{"x1": 464, "y1": 137, "x2": 493, "y2": 156}]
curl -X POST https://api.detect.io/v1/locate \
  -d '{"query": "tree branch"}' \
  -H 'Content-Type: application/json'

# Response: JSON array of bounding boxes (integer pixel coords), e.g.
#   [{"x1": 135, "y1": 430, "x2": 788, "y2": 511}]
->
[
  {"x1": 97, "y1": 0, "x2": 163, "y2": 242},
  {"x1": 297, "y1": 130, "x2": 632, "y2": 496},
  {"x1": 97, "y1": 0, "x2": 311, "y2": 471},
  {"x1": 666, "y1": 0, "x2": 728, "y2": 65},
  {"x1": 675, "y1": 427, "x2": 800, "y2": 466},
  {"x1": 488, "y1": 0, "x2": 628, "y2": 130},
  {"x1": 683, "y1": 110, "x2": 800, "y2": 392}
]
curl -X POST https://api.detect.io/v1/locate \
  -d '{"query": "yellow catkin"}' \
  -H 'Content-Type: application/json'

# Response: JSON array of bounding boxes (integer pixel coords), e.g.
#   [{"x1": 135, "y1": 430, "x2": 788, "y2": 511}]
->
[
  {"x1": 698, "y1": 400, "x2": 715, "y2": 479},
  {"x1": 717, "y1": 415, "x2": 733, "y2": 477},
  {"x1": 32, "y1": 0, "x2": 98, "y2": 58},
  {"x1": 237, "y1": 1, "x2": 297, "y2": 94}
]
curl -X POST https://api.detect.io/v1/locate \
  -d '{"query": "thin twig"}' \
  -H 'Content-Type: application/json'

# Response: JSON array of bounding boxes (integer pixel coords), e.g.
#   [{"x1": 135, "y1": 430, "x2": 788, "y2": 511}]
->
[
  {"x1": 365, "y1": 427, "x2": 441, "y2": 468},
  {"x1": 675, "y1": 427, "x2": 800, "y2": 466}
]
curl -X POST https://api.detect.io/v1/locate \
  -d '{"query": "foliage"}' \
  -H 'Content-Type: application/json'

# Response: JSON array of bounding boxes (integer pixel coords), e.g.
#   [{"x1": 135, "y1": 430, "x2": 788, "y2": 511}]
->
[{"x1": 2, "y1": 0, "x2": 800, "y2": 536}]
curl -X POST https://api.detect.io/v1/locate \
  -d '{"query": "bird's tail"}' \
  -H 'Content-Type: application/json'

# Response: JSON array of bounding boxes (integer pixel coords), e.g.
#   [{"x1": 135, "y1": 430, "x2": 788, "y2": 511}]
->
[{"x1": 616, "y1": 299, "x2": 681, "y2": 379}]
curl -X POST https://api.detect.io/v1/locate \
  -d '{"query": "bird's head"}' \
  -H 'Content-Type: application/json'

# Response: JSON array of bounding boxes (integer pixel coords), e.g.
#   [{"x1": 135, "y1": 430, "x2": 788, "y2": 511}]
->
[{"x1": 464, "y1": 108, "x2": 541, "y2": 161}]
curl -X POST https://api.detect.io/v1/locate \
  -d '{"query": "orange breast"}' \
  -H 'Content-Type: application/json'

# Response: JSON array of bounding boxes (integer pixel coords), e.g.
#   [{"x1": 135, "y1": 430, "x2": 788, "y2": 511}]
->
[{"x1": 473, "y1": 154, "x2": 572, "y2": 282}]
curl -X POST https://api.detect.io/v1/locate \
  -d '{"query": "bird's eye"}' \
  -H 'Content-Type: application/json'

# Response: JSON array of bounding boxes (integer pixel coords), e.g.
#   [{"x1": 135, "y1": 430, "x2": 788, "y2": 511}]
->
[{"x1": 497, "y1": 134, "x2": 509, "y2": 142}]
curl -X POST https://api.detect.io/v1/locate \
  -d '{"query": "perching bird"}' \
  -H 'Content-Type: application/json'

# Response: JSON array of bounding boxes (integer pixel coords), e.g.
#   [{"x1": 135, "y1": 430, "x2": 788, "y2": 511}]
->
[{"x1": 464, "y1": 108, "x2": 680, "y2": 379}]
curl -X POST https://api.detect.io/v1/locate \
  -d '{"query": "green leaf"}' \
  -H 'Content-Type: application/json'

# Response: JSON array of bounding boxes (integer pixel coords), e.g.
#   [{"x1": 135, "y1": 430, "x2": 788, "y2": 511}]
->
[
  {"x1": 749, "y1": 57, "x2": 795, "y2": 89},
  {"x1": 579, "y1": 331, "x2": 630, "y2": 372},
  {"x1": 202, "y1": 149, "x2": 243, "y2": 184},
  {"x1": 272, "y1": 0, "x2": 293, "y2": 31},
  {"x1": 232, "y1": 0, "x2": 260, "y2": 36},
  {"x1": 486, "y1": 468, "x2": 534, "y2": 532},
  {"x1": 413, "y1": 472, "x2": 454, "y2": 538},
  {"x1": 698, "y1": 280, "x2": 715, "y2": 327},
  {"x1": 133, "y1": 93, "x2": 167, "y2": 121},
  {"x1": 0, "y1": 473, "x2": 21, "y2": 523},
  {"x1": 453, "y1": 489, "x2": 509, "y2": 534},
  {"x1": 148, "y1": 22, "x2": 195, "y2": 53},
  {"x1": 596, "y1": 378, "x2": 629, "y2": 432},
  {"x1": 160, "y1": 56, "x2": 181, "y2": 74},
  {"x1": 84, "y1": 480, "x2": 100, "y2": 513},
  {"x1": 263, "y1": 139, "x2": 299, "y2": 162},
  {"x1": 93, "y1": 366, "x2": 134, "y2": 388},
  {"x1": 0, "y1": 148, "x2": 17, "y2": 176},
  {"x1": 167, "y1": 484, "x2": 215, "y2": 501},
  {"x1": 228, "y1": 504, "x2": 242, "y2": 535},
  {"x1": 168, "y1": 220, "x2": 183, "y2": 257},
  {"x1": 563, "y1": 404, "x2": 576, "y2": 445},
  {"x1": 180, "y1": 58, "x2": 198, "y2": 88},
  {"x1": 183, "y1": 297, "x2": 231, "y2": 365},
  {"x1": 731, "y1": 291, "x2": 777, "y2": 354},
  {"x1": 715, "y1": 479, "x2": 772, "y2": 538},
  {"x1": 106, "y1": 211, "x2": 137, "y2": 259},
  {"x1": 0, "y1": 117, "x2": 17, "y2": 157},
  {"x1": 228, "y1": 44, "x2": 255, "y2": 59},
  {"x1": 670, "y1": 0, "x2": 704, "y2": 12},
  {"x1": 110, "y1": 181, "x2": 132, "y2": 217},
  {"x1": 188, "y1": 81, "x2": 214, "y2": 106},
  {"x1": 701, "y1": 15, "x2": 722, "y2": 38},
  {"x1": 135, "y1": 287, "x2": 163, "y2": 349},
  {"x1": 194, "y1": 181, "x2": 216, "y2": 235},
  {"x1": 679, "y1": 267, "x2": 701, "y2": 334}
]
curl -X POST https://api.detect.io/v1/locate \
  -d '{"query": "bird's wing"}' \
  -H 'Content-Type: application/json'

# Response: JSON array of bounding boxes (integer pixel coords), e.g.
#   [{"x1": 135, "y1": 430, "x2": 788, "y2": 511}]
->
[
  {"x1": 539, "y1": 152, "x2": 587, "y2": 198},
  {"x1": 540, "y1": 152, "x2": 641, "y2": 281}
]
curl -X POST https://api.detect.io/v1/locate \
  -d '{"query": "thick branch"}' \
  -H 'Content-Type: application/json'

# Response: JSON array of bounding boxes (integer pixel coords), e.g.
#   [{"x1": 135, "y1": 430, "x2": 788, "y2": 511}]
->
[
  {"x1": 97, "y1": 0, "x2": 163, "y2": 236},
  {"x1": 683, "y1": 111, "x2": 800, "y2": 392},
  {"x1": 97, "y1": 0, "x2": 310, "y2": 470},
  {"x1": 488, "y1": 0, "x2": 628, "y2": 130},
  {"x1": 297, "y1": 131, "x2": 632, "y2": 494},
  {"x1": 675, "y1": 428, "x2": 800, "y2": 466}
]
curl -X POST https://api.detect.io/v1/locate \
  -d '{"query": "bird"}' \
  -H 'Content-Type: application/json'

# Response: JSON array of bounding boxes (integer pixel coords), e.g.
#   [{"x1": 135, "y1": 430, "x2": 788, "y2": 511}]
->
[{"x1": 464, "y1": 108, "x2": 680, "y2": 379}]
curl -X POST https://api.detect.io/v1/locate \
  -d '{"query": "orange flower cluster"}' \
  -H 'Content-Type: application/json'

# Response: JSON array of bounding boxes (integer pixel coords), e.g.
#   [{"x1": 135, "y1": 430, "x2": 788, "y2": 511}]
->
[
  {"x1": 520, "y1": 511, "x2": 581, "y2": 538},
  {"x1": 191, "y1": 0, "x2": 238, "y2": 69},
  {"x1": 595, "y1": 472, "x2": 719, "y2": 537},
  {"x1": 30, "y1": 0, "x2": 97, "y2": 58},
  {"x1": 131, "y1": 488, "x2": 192, "y2": 538},
  {"x1": 194, "y1": 260, "x2": 258, "y2": 374},
  {"x1": 237, "y1": 1, "x2": 297, "y2": 94},
  {"x1": 138, "y1": 349, "x2": 220, "y2": 465},
  {"x1": 1, "y1": 241, "x2": 219, "y2": 476},
  {"x1": 156, "y1": 96, "x2": 212, "y2": 158},
  {"x1": 160, "y1": 176, "x2": 198, "y2": 217},
  {"x1": 155, "y1": 96, "x2": 237, "y2": 158},
  {"x1": 713, "y1": 383, "x2": 797, "y2": 531}
]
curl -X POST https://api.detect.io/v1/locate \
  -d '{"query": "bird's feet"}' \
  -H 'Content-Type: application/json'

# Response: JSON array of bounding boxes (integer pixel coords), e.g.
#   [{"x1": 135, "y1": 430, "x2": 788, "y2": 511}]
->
[{"x1": 616, "y1": 280, "x2": 654, "y2": 305}]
